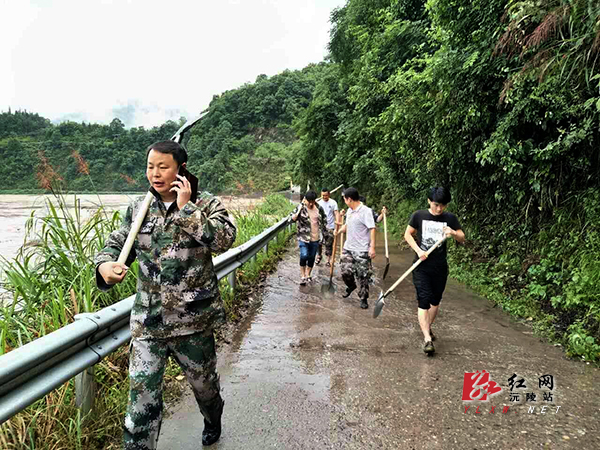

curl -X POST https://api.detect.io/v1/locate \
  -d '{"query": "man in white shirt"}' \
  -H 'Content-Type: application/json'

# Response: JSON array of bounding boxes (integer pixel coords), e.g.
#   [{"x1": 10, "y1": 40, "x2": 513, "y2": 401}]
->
[
  {"x1": 335, "y1": 187, "x2": 376, "y2": 309},
  {"x1": 316, "y1": 188, "x2": 340, "y2": 266}
]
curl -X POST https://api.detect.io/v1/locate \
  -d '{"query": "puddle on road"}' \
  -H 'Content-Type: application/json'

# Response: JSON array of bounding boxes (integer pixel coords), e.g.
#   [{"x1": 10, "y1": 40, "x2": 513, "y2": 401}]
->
[
  {"x1": 211, "y1": 234, "x2": 600, "y2": 448},
  {"x1": 161, "y1": 230, "x2": 600, "y2": 449}
]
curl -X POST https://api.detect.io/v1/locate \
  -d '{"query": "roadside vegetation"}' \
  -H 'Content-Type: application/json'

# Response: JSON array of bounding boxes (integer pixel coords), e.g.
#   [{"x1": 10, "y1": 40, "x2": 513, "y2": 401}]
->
[
  {"x1": 289, "y1": 0, "x2": 600, "y2": 363},
  {"x1": 0, "y1": 192, "x2": 295, "y2": 450}
]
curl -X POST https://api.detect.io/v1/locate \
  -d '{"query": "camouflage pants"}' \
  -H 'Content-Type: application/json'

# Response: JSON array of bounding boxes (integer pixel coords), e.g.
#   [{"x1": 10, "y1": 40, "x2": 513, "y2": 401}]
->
[
  {"x1": 318, "y1": 228, "x2": 335, "y2": 258},
  {"x1": 340, "y1": 249, "x2": 372, "y2": 301},
  {"x1": 123, "y1": 329, "x2": 223, "y2": 450}
]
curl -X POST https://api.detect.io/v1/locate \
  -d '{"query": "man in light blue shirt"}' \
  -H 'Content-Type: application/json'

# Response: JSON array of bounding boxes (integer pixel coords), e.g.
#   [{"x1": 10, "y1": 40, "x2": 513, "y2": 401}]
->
[{"x1": 316, "y1": 188, "x2": 340, "y2": 266}]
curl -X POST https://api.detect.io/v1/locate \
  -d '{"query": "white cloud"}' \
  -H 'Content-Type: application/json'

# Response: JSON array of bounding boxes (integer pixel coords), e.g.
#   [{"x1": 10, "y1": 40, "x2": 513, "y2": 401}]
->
[{"x1": 0, "y1": 0, "x2": 345, "y2": 127}]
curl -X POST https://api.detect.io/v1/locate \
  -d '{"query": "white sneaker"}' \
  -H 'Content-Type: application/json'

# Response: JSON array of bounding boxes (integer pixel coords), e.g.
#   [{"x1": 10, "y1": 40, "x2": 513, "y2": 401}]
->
[{"x1": 300, "y1": 277, "x2": 307, "y2": 286}]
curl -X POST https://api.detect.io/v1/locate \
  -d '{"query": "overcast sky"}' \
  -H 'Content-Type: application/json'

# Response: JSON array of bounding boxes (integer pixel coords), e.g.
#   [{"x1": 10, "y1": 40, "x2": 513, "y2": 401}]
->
[{"x1": 1, "y1": 0, "x2": 346, "y2": 128}]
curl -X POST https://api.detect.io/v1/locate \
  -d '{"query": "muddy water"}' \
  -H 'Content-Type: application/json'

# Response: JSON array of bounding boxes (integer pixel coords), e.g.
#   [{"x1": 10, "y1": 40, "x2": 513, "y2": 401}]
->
[
  {"x1": 0, "y1": 193, "x2": 261, "y2": 306},
  {"x1": 159, "y1": 231, "x2": 600, "y2": 449},
  {"x1": 0, "y1": 194, "x2": 135, "y2": 265},
  {"x1": 0, "y1": 193, "x2": 262, "y2": 266}
]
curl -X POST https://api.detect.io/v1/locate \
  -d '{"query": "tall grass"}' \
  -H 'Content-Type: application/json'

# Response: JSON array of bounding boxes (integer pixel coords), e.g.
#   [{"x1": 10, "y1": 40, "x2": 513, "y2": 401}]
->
[
  {"x1": 0, "y1": 192, "x2": 295, "y2": 449},
  {"x1": 0, "y1": 192, "x2": 137, "y2": 354}
]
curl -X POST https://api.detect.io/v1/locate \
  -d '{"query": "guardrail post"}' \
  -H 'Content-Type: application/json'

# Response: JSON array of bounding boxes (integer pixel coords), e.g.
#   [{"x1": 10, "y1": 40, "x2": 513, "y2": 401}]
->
[
  {"x1": 264, "y1": 243, "x2": 269, "y2": 255},
  {"x1": 227, "y1": 269, "x2": 236, "y2": 292},
  {"x1": 74, "y1": 313, "x2": 96, "y2": 416},
  {"x1": 75, "y1": 366, "x2": 95, "y2": 416}
]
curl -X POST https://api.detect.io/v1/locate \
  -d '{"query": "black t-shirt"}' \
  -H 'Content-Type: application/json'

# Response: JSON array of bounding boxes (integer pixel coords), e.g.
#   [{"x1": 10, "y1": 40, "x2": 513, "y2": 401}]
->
[{"x1": 408, "y1": 209, "x2": 462, "y2": 267}]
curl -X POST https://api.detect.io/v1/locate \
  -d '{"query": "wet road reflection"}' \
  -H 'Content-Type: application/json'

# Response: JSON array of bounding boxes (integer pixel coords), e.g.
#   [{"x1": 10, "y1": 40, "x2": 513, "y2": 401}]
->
[{"x1": 159, "y1": 232, "x2": 600, "y2": 449}]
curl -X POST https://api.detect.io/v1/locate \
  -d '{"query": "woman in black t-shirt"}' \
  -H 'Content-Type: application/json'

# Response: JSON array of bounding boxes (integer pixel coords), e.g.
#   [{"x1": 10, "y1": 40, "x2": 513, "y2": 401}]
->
[{"x1": 404, "y1": 187, "x2": 465, "y2": 355}]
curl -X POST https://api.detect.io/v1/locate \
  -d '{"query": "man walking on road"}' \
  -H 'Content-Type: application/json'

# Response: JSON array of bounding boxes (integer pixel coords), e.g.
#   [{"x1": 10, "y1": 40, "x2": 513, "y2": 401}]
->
[
  {"x1": 291, "y1": 190, "x2": 327, "y2": 285},
  {"x1": 404, "y1": 187, "x2": 464, "y2": 355},
  {"x1": 335, "y1": 187, "x2": 376, "y2": 309},
  {"x1": 316, "y1": 188, "x2": 340, "y2": 266},
  {"x1": 94, "y1": 141, "x2": 237, "y2": 449}
]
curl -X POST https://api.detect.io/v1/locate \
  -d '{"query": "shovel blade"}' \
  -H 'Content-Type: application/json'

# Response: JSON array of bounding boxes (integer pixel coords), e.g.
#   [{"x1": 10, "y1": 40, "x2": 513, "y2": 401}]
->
[
  {"x1": 320, "y1": 277, "x2": 336, "y2": 294},
  {"x1": 383, "y1": 258, "x2": 390, "y2": 280},
  {"x1": 373, "y1": 292, "x2": 386, "y2": 318}
]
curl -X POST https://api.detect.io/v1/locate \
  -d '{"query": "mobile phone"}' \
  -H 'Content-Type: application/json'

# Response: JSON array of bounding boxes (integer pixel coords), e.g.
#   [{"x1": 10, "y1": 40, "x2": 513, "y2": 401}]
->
[{"x1": 178, "y1": 165, "x2": 199, "y2": 204}]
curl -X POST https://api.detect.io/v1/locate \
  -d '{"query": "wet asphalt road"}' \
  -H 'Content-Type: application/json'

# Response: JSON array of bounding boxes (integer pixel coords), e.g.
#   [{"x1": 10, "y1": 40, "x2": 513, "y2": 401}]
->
[{"x1": 159, "y1": 233, "x2": 600, "y2": 449}]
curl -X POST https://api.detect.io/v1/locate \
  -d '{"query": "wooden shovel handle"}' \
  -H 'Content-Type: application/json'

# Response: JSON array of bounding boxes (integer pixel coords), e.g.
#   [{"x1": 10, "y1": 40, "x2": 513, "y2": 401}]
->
[
  {"x1": 383, "y1": 211, "x2": 389, "y2": 259},
  {"x1": 330, "y1": 184, "x2": 344, "y2": 195},
  {"x1": 339, "y1": 216, "x2": 345, "y2": 261},
  {"x1": 329, "y1": 224, "x2": 339, "y2": 278},
  {"x1": 384, "y1": 236, "x2": 448, "y2": 297},
  {"x1": 114, "y1": 191, "x2": 154, "y2": 272}
]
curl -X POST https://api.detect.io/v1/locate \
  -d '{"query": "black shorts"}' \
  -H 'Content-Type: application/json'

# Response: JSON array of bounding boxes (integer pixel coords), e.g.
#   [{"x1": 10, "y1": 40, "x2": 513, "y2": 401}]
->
[{"x1": 412, "y1": 264, "x2": 448, "y2": 310}]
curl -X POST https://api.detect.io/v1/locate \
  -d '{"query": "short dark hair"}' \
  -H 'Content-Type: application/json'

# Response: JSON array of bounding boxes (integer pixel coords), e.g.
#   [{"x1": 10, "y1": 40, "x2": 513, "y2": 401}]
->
[
  {"x1": 321, "y1": 188, "x2": 330, "y2": 193},
  {"x1": 147, "y1": 141, "x2": 187, "y2": 166},
  {"x1": 343, "y1": 187, "x2": 359, "y2": 201},
  {"x1": 428, "y1": 187, "x2": 451, "y2": 205},
  {"x1": 304, "y1": 190, "x2": 317, "y2": 202}
]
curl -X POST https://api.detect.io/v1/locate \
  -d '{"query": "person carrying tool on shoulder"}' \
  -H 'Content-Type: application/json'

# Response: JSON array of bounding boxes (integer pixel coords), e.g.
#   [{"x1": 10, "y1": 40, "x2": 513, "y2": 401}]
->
[
  {"x1": 291, "y1": 190, "x2": 327, "y2": 285},
  {"x1": 316, "y1": 188, "x2": 340, "y2": 267},
  {"x1": 404, "y1": 186, "x2": 464, "y2": 355},
  {"x1": 335, "y1": 187, "x2": 376, "y2": 309},
  {"x1": 94, "y1": 140, "x2": 236, "y2": 449}
]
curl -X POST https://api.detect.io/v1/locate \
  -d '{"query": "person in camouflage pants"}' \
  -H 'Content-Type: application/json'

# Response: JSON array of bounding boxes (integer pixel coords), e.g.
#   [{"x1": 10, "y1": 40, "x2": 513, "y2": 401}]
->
[
  {"x1": 95, "y1": 141, "x2": 236, "y2": 449},
  {"x1": 340, "y1": 250, "x2": 372, "y2": 304},
  {"x1": 335, "y1": 187, "x2": 376, "y2": 309}
]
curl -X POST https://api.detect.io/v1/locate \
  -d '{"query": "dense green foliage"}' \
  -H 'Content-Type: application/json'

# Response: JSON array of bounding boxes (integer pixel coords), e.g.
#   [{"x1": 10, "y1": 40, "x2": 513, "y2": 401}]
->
[
  {"x1": 291, "y1": 0, "x2": 600, "y2": 360},
  {"x1": 1, "y1": 65, "x2": 327, "y2": 195},
  {"x1": 0, "y1": 112, "x2": 182, "y2": 192},
  {"x1": 181, "y1": 66, "x2": 327, "y2": 193},
  {"x1": 0, "y1": 109, "x2": 52, "y2": 139}
]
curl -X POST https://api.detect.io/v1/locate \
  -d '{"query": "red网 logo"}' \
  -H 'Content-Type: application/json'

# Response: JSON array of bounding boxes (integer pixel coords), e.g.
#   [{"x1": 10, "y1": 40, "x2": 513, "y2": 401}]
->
[{"x1": 462, "y1": 370, "x2": 503, "y2": 402}]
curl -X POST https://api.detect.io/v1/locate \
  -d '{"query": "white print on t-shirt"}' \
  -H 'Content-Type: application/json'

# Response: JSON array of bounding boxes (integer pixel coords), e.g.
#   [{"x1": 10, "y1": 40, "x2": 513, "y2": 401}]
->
[{"x1": 421, "y1": 220, "x2": 446, "y2": 251}]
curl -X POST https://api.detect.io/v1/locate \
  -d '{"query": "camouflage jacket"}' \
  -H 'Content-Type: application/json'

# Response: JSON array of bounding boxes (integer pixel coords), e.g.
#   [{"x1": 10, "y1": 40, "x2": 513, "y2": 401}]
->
[
  {"x1": 292, "y1": 203, "x2": 327, "y2": 243},
  {"x1": 94, "y1": 189, "x2": 236, "y2": 340}
]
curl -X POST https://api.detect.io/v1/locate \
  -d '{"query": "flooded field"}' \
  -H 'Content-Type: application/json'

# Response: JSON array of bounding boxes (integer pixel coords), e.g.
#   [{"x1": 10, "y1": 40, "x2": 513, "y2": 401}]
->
[{"x1": 0, "y1": 193, "x2": 262, "y2": 271}]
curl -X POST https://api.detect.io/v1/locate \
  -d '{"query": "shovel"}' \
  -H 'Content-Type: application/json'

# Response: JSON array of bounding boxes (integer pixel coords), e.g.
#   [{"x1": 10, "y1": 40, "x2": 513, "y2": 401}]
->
[
  {"x1": 338, "y1": 215, "x2": 345, "y2": 263},
  {"x1": 113, "y1": 191, "x2": 155, "y2": 275},
  {"x1": 382, "y1": 211, "x2": 390, "y2": 280},
  {"x1": 321, "y1": 224, "x2": 339, "y2": 293},
  {"x1": 373, "y1": 236, "x2": 447, "y2": 318}
]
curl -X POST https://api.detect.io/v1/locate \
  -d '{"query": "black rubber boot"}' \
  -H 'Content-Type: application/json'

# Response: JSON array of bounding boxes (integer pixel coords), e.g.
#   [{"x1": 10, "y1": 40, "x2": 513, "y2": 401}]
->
[
  {"x1": 360, "y1": 299, "x2": 368, "y2": 309},
  {"x1": 342, "y1": 285, "x2": 356, "y2": 298},
  {"x1": 202, "y1": 400, "x2": 224, "y2": 446}
]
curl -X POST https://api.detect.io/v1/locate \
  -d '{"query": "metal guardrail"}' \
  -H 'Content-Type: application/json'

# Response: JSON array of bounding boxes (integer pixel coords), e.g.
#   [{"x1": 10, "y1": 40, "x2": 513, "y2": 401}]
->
[{"x1": 0, "y1": 216, "x2": 293, "y2": 424}]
